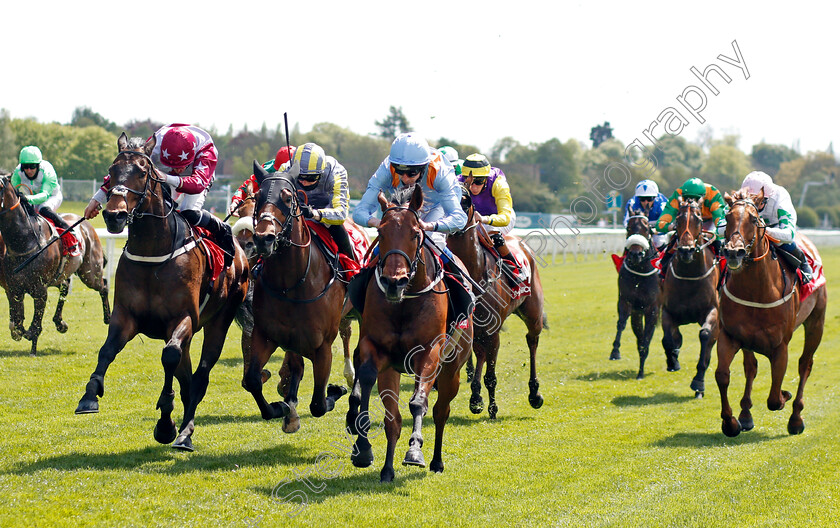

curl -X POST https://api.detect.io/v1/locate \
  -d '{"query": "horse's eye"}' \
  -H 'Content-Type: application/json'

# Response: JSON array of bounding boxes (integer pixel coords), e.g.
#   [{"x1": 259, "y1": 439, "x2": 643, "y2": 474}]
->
[{"x1": 749, "y1": 215, "x2": 757, "y2": 224}]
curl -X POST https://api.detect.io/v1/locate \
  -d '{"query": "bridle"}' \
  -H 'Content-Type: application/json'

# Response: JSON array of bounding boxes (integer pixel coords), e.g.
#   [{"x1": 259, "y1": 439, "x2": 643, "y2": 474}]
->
[
  {"x1": 377, "y1": 206, "x2": 426, "y2": 282},
  {"x1": 676, "y1": 201, "x2": 714, "y2": 253},
  {"x1": 106, "y1": 150, "x2": 174, "y2": 225},
  {"x1": 254, "y1": 175, "x2": 310, "y2": 252},
  {"x1": 0, "y1": 175, "x2": 46, "y2": 253},
  {"x1": 727, "y1": 199, "x2": 769, "y2": 263}
]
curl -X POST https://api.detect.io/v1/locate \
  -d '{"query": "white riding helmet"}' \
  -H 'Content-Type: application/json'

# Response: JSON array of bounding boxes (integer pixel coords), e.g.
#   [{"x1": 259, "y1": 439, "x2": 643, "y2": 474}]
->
[
  {"x1": 387, "y1": 133, "x2": 433, "y2": 166},
  {"x1": 634, "y1": 180, "x2": 659, "y2": 198},
  {"x1": 741, "y1": 171, "x2": 777, "y2": 200}
]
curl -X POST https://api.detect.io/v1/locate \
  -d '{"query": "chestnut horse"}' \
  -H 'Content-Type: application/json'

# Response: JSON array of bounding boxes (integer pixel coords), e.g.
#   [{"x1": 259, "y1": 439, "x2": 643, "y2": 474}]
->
[
  {"x1": 610, "y1": 209, "x2": 660, "y2": 379},
  {"x1": 660, "y1": 197, "x2": 720, "y2": 397},
  {"x1": 717, "y1": 189, "x2": 827, "y2": 437},
  {"x1": 244, "y1": 165, "x2": 349, "y2": 433},
  {"x1": 447, "y1": 192, "x2": 545, "y2": 419},
  {"x1": 346, "y1": 185, "x2": 472, "y2": 482},
  {"x1": 75, "y1": 134, "x2": 249, "y2": 452},
  {"x1": 0, "y1": 174, "x2": 110, "y2": 355}
]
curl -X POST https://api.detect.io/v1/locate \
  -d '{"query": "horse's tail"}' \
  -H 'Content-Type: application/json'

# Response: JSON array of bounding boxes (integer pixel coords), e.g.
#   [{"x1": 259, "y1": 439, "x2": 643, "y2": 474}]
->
[
  {"x1": 542, "y1": 310, "x2": 549, "y2": 331},
  {"x1": 234, "y1": 281, "x2": 255, "y2": 335}
]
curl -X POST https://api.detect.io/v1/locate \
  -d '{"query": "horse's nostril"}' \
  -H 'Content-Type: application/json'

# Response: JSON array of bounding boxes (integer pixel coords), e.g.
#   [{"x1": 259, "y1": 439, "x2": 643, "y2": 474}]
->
[{"x1": 396, "y1": 277, "x2": 409, "y2": 288}]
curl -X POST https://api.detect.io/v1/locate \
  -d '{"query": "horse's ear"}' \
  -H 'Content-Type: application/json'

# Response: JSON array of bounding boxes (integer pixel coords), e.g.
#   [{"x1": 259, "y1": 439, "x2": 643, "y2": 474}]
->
[
  {"x1": 724, "y1": 192, "x2": 734, "y2": 206},
  {"x1": 755, "y1": 186, "x2": 765, "y2": 205},
  {"x1": 253, "y1": 160, "x2": 268, "y2": 186},
  {"x1": 117, "y1": 132, "x2": 128, "y2": 152},
  {"x1": 409, "y1": 184, "x2": 423, "y2": 212},
  {"x1": 144, "y1": 134, "x2": 156, "y2": 156},
  {"x1": 378, "y1": 191, "x2": 388, "y2": 212}
]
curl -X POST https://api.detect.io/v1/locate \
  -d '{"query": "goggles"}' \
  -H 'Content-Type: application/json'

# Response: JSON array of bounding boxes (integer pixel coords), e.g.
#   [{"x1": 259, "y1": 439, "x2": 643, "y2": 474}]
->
[
  {"x1": 470, "y1": 177, "x2": 488, "y2": 186},
  {"x1": 297, "y1": 173, "x2": 321, "y2": 183},
  {"x1": 21, "y1": 163, "x2": 39, "y2": 171},
  {"x1": 392, "y1": 164, "x2": 425, "y2": 177}
]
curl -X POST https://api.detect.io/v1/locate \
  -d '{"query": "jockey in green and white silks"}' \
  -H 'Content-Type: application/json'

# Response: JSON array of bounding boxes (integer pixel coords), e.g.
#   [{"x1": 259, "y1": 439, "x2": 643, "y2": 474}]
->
[
  {"x1": 12, "y1": 146, "x2": 63, "y2": 212},
  {"x1": 740, "y1": 171, "x2": 813, "y2": 284}
]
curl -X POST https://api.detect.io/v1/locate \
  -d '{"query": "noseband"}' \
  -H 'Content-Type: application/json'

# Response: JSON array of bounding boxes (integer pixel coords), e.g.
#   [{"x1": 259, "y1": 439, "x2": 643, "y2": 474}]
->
[
  {"x1": 676, "y1": 203, "x2": 713, "y2": 252},
  {"x1": 255, "y1": 176, "x2": 308, "y2": 251},
  {"x1": 377, "y1": 206, "x2": 426, "y2": 281},
  {"x1": 107, "y1": 150, "x2": 172, "y2": 224}
]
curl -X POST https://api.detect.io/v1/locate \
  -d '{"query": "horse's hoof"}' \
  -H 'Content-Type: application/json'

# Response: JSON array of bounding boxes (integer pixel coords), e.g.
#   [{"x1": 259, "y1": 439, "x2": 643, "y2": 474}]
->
[
  {"x1": 469, "y1": 395, "x2": 484, "y2": 414},
  {"x1": 75, "y1": 398, "x2": 99, "y2": 414},
  {"x1": 103, "y1": 314, "x2": 111, "y2": 325},
  {"x1": 153, "y1": 419, "x2": 177, "y2": 444},
  {"x1": 788, "y1": 417, "x2": 805, "y2": 435},
  {"x1": 609, "y1": 350, "x2": 621, "y2": 360},
  {"x1": 351, "y1": 445, "x2": 374, "y2": 468},
  {"x1": 327, "y1": 384, "x2": 349, "y2": 401},
  {"x1": 722, "y1": 417, "x2": 742, "y2": 437},
  {"x1": 636, "y1": 371, "x2": 644, "y2": 380},
  {"x1": 380, "y1": 466, "x2": 395, "y2": 483},
  {"x1": 465, "y1": 365, "x2": 475, "y2": 383},
  {"x1": 488, "y1": 403, "x2": 498, "y2": 420},
  {"x1": 694, "y1": 391, "x2": 704, "y2": 399},
  {"x1": 666, "y1": 359, "x2": 681, "y2": 372},
  {"x1": 782, "y1": 390, "x2": 793, "y2": 402},
  {"x1": 261, "y1": 369, "x2": 271, "y2": 384},
  {"x1": 690, "y1": 379, "x2": 705, "y2": 393},
  {"x1": 402, "y1": 448, "x2": 426, "y2": 468},
  {"x1": 738, "y1": 415, "x2": 755, "y2": 432},
  {"x1": 528, "y1": 393, "x2": 544, "y2": 409},
  {"x1": 172, "y1": 435, "x2": 194, "y2": 452},
  {"x1": 282, "y1": 404, "x2": 300, "y2": 434},
  {"x1": 430, "y1": 459, "x2": 444, "y2": 473},
  {"x1": 55, "y1": 321, "x2": 69, "y2": 334}
]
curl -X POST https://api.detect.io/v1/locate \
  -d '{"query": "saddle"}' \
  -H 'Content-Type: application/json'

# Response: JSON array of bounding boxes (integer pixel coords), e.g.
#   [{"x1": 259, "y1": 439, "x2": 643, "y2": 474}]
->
[
  {"x1": 305, "y1": 220, "x2": 361, "y2": 280},
  {"x1": 475, "y1": 222, "x2": 530, "y2": 298},
  {"x1": 41, "y1": 216, "x2": 81, "y2": 258}
]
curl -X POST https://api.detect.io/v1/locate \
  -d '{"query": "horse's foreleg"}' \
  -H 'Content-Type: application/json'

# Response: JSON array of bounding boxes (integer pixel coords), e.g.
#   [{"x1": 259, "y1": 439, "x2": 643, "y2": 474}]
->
[
  {"x1": 522, "y1": 303, "x2": 544, "y2": 409},
  {"x1": 482, "y1": 333, "x2": 501, "y2": 419},
  {"x1": 692, "y1": 307, "x2": 718, "y2": 397},
  {"x1": 350, "y1": 338, "x2": 377, "y2": 469},
  {"x1": 660, "y1": 309, "x2": 681, "y2": 373},
  {"x1": 378, "y1": 369, "x2": 401, "y2": 483},
  {"x1": 154, "y1": 316, "x2": 193, "y2": 445},
  {"x1": 403, "y1": 348, "x2": 439, "y2": 470},
  {"x1": 789, "y1": 303, "x2": 826, "y2": 435},
  {"x1": 7, "y1": 291, "x2": 26, "y2": 342},
  {"x1": 75, "y1": 306, "x2": 138, "y2": 414},
  {"x1": 470, "y1": 337, "x2": 488, "y2": 415},
  {"x1": 738, "y1": 350, "x2": 757, "y2": 431},
  {"x1": 766, "y1": 343, "x2": 790, "y2": 412},
  {"x1": 340, "y1": 317, "x2": 355, "y2": 388},
  {"x1": 52, "y1": 280, "x2": 70, "y2": 334},
  {"x1": 243, "y1": 325, "x2": 287, "y2": 421},
  {"x1": 100, "y1": 278, "x2": 111, "y2": 325},
  {"x1": 611, "y1": 299, "x2": 630, "y2": 361},
  {"x1": 630, "y1": 310, "x2": 647, "y2": 379},
  {"x1": 310, "y1": 341, "x2": 347, "y2": 418},
  {"x1": 25, "y1": 291, "x2": 48, "y2": 356},
  {"x1": 279, "y1": 351, "x2": 304, "y2": 433},
  {"x1": 430, "y1": 345, "x2": 464, "y2": 474},
  {"x1": 715, "y1": 330, "x2": 742, "y2": 437}
]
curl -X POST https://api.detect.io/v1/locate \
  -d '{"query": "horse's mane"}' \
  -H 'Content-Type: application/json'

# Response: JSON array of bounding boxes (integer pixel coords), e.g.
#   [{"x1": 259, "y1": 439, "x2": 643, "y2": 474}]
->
[
  {"x1": 729, "y1": 189, "x2": 752, "y2": 202},
  {"x1": 390, "y1": 185, "x2": 416, "y2": 206}
]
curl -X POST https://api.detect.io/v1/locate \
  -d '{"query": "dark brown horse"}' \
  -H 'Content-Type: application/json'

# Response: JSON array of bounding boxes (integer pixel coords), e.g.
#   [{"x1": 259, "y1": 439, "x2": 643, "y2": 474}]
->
[
  {"x1": 660, "y1": 197, "x2": 720, "y2": 397},
  {"x1": 75, "y1": 134, "x2": 249, "y2": 451},
  {"x1": 244, "y1": 165, "x2": 349, "y2": 433},
  {"x1": 0, "y1": 174, "x2": 110, "y2": 355},
  {"x1": 716, "y1": 189, "x2": 827, "y2": 437},
  {"x1": 447, "y1": 193, "x2": 545, "y2": 419},
  {"x1": 346, "y1": 185, "x2": 472, "y2": 482},
  {"x1": 610, "y1": 209, "x2": 660, "y2": 379}
]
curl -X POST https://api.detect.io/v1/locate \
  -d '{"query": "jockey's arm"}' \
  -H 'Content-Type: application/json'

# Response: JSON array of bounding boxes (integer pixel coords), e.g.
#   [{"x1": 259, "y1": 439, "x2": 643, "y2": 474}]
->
[
  {"x1": 706, "y1": 187, "x2": 727, "y2": 239},
  {"x1": 431, "y1": 171, "x2": 468, "y2": 233},
  {"x1": 767, "y1": 206, "x2": 796, "y2": 243},
  {"x1": 26, "y1": 163, "x2": 60, "y2": 205},
  {"x1": 165, "y1": 147, "x2": 218, "y2": 194},
  {"x1": 484, "y1": 177, "x2": 513, "y2": 228},
  {"x1": 353, "y1": 166, "x2": 391, "y2": 228},
  {"x1": 315, "y1": 162, "x2": 350, "y2": 225},
  {"x1": 231, "y1": 174, "x2": 257, "y2": 205}
]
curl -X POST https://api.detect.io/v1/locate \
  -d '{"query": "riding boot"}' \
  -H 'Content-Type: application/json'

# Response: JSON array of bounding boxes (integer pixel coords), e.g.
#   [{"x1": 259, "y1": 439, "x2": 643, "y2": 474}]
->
[
  {"x1": 39, "y1": 206, "x2": 79, "y2": 255},
  {"x1": 189, "y1": 211, "x2": 235, "y2": 268},
  {"x1": 711, "y1": 239, "x2": 722, "y2": 258},
  {"x1": 491, "y1": 233, "x2": 524, "y2": 286},
  {"x1": 779, "y1": 242, "x2": 813, "y2": 284},
  {"x1": 659, "y1": 242, "x2": 676, "y2": 280},
  {"x1": 327, "y1": 224, "x2": 356, "y2": 262}
]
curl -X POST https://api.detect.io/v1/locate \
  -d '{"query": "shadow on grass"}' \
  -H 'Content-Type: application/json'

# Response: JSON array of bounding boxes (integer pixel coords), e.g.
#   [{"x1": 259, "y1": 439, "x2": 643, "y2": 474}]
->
[
  {"x1": 0, "y1": 347, "x2": 71, "y2": 358},
  {"x1": 6, "y1": 443, "x2": 312, "y2": 475},
  {"x1": 575, "y1": 369, "x2": 640, "y2": 382},
  {"x1": 196, "y1": 413, "x2": 268, "y2": 426},
  {"x1": 653, "y1": 430, "x2": 785, "y2": 448},
  {"x1": 611, "y1": 393, "x2": 695, "y2": 407}
]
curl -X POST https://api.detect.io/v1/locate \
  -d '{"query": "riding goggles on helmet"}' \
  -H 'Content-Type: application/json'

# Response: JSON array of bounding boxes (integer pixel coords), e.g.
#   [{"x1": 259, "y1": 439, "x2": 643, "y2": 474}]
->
[
  {"x1": 392, "y1": 164, "x2": 425, "y2": 177},
  {"x1": 297, "y1": 173, "x2": 321, "y2": 183},
  {"x1": 21, "y1": 163, "x2": 39, "y2": 171},
  {"x1": 470, "y1": 176, "x2": 488, "y2": 186}
]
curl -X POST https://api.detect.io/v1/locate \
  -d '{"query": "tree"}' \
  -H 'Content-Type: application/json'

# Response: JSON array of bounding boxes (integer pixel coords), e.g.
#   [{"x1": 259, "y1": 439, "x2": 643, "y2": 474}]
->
[
  {"x1": 71, "y1": 107, "x2": 119, "y2": 134},
  {"x1": 750, "y1": 142, "x2": 800, "y2": 175},
  {"x1": 700, "y1": 144, "x2": 752, "y2": 192},
  {"x1": 374, "y1": 106, "x2": 411, "y2": 139},
  {"x1": 589, "y1": 121, "x2": 613, "y2": 148},
  {"x1": 0, "y1": 109, "x2": 18, "y2": 172}
]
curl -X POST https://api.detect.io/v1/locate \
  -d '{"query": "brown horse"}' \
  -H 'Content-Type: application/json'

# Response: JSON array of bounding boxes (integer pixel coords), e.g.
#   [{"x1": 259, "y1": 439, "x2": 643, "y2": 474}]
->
[
  {"x1": 244, "y1": 165, "x2": 349, "y2": 433},
  {"x1": 230, "y1": 181, "x2": 259, "y2": 266},
  {"x1": 660, "y1": 197, "x2": 720, "y2": 397},
  {"x1": 716, "y1": 189, "x2": 827, "y2": 437},
  {"x1": 0, "y1": 174, "x2": 110, "y2": 355},
  {"x1": 610, "y1": 209, "x2": 660, "y2": 379},
  {"x1": 74, "y1": 134, "x2": 249, "y2": 452},
  {"x1": 447, "y1": 192, "x2": 545, "y2": 419},
  {"x1": 346, "y1": 185, "x2": 472, "y2": 483}
]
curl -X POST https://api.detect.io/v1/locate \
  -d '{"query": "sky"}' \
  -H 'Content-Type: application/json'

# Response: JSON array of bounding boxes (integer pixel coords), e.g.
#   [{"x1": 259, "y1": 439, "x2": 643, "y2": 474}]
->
[{"x1": 4, "y1": 0, "x2": 837, "y2": 157}]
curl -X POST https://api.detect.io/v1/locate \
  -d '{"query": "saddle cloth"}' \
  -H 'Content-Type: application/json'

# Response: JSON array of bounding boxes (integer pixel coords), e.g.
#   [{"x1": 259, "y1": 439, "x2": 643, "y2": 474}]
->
[
  {"x1": 611, "y1": 250, "x2": 663, "y2": 273},
  {"x1": 42, "y1": 216, "x2": 81, "y2": 257},
  {"x1": 192, "y1": 226, "x2": 226, "y2": 282},
  {"x1": 305, "y1": 220, "x2": 362, "y2": 280},
  {"x1": 506, "y1": 237, "x2": 532, "y2": 300},
  {"x1": 799, "y1": 245, "x2": 825, "y2": 303}
]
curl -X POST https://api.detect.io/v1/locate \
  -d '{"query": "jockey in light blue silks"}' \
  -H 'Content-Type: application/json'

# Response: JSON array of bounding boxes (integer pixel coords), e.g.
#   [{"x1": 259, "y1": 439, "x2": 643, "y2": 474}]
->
[{"x1": 624, "y1": 179, "x2": 668, "y2": 250}]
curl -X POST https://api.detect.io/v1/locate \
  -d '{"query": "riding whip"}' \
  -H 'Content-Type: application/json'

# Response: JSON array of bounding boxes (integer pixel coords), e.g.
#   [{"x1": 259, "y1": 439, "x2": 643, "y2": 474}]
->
[{"x1": 13, "y1": 216, "x2": 87, "y2": 274}]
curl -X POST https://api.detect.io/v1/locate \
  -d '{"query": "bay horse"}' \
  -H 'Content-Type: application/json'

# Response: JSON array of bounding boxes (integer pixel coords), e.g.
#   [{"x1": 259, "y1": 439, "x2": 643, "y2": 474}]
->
[
  {"x1": 660, "y1": 197, "x2": 720, "y2": 397},
  {"x1": 75, "y1": 133, "x2": 249, "y2": 452},
  {"x1": 0, "y1": 174, "x2": 110, "y2": 355},
  {"x1": 346, "y1": 185, "x2": 472, "y2": 482},
  {"x1": 610, "y1": 209, "x2": 660, "y2": 379},
  {"x1": 244, "y1": 164, "x2": 349, "y2": 433},
  {"x1": 716, "y1": 189, "x2": 827, "y2": 437},
  {"x1": 447, "y1": 191, "x2": 545, "y2": 419}
]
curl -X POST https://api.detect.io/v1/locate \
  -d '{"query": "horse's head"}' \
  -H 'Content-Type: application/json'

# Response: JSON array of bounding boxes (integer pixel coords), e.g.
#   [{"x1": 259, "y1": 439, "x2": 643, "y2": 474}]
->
[
  {"x1": 376, "y1": 185, "x2": 425, "y2": 303},
  {"x1": 103, "y1": 132, "x2": 163, "y2": 233},
  {"x1": 675, "y1": 196, "x2": 703, "y2": 263},
  {"x1": 252, "y1": 161, "x2": 299, "y2": 257},
  {"x1": 723, "y1": 188, "x2": 765, "y2": 271},
  {"x1": 0, "y1": 173, "x2": 36, "y2": 220},
  {"x1": 232, "y1": 215, "x2": 258, "y2": 266},
  {"x1": 624, "y1": 209, "x2": 651, "y2": 265}
]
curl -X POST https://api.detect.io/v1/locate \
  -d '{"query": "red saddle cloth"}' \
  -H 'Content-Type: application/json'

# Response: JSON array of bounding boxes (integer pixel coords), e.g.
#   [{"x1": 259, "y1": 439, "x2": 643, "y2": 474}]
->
[
  {"x1": 800, "y1": 248, "x2": 826, "y2": 303},
  {"x1": 506, "y1": 241, "x2": 532, "y2": 300},
  {"x1": 41, "y1": 216, "x2": 81, "y2": 257},
  {"x1": 305, "y1": 220, "x2": 362, "y2": 280},
  {"x1": 193, "y1": 227, "x2": 225, "y2": 282},
  {"x1": 611, "y1": 250, "x2": 663, "y2": 273}
]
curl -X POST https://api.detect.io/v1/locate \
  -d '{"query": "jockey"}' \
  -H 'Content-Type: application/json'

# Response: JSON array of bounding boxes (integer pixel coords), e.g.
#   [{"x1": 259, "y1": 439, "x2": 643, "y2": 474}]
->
[
  {"x1": 438, "y1": 146, "x2": 462, "y2": 176},
  {"x1": 740, "y1": 171, "x2": 813, "y2": 284},
  {"x1": 624, "y1": 179, "x2": 668, "y2": 250},
  {"x1": 656, "y1": 177, "x2": 727, "y2": 277},
  {"x1": 11, "y1": 146, "x2": 77, "y2": 252},
  {"x1": 280, "y1": 143, "x2": 355, "y2": 261},
  {"x1": 457, "y1": 153, "x2": 524, "y2": 283},
  {"x1": 353, "y1": 132, "x2": 468, "y2": 281},
  {"x1": 228, "y1": 146, "x2": 295, "y2": 217},
  {"x1": 85, "y1": 123, "x2": 236, "y2": 267}
]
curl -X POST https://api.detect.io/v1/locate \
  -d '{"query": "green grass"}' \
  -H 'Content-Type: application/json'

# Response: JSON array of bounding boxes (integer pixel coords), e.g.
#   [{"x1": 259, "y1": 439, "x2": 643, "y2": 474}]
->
[{"x1": 1, "y1": 206, "x2": 838, "y2": 527}]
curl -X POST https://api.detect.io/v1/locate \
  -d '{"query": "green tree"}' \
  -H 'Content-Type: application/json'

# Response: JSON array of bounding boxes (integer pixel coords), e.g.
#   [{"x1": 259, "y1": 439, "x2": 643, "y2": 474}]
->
[
  {"x1": 750, "y1": 142, "x2": 800, "y2": 175},
  {"x1": 652, "y1": 135, "x2": 704, "y2": 191},
  {"x1": 374, "y1": 106, "x2": 411, "y2": 139},
  {"x1": 589, "y1": 121, "x2": 613, "y2": 148},
  {"x1": 71, "y1": 106, "x2": 119, "y2": 134},
  {"x1": 0, "y1": 109, "x2": 18, "y2": 172},
  {"x1": 700, "y1": 143, "x2": 752, "y2": 192}
]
